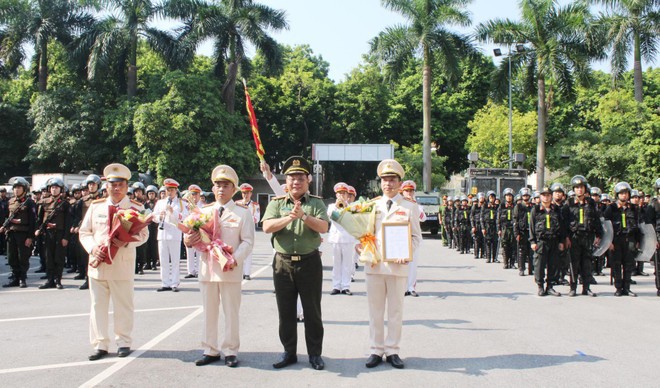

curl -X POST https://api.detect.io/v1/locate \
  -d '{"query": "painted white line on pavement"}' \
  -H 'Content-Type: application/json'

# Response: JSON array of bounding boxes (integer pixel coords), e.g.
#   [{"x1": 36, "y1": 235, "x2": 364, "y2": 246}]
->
[
  {"x1": 79, "y1": 306, "x2": 203, "y2": 388},
  {"x1": 0, "y1": 358, "x2": 117, "y2": 375},
  {"x1": 0, "y1": 305, "x2": 201, "y2": 323}
]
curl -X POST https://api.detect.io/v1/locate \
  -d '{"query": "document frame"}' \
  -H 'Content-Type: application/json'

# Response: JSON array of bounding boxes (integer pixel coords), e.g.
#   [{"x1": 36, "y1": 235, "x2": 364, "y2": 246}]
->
[{"x1": 381, "y1": 221, "x2": 413, "y2": 262}]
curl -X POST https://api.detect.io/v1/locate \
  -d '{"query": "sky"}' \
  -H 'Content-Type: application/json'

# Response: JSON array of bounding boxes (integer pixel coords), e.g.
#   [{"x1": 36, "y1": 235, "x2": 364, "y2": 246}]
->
[{"x1": 199, "y1": 0, "x2": 617, "y2": 82}]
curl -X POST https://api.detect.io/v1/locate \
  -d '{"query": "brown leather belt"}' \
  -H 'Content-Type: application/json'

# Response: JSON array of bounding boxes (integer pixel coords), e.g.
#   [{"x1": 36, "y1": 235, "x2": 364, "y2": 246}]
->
[{"x1": 276, "y1": 250, "x2": 318, "y2": 262}]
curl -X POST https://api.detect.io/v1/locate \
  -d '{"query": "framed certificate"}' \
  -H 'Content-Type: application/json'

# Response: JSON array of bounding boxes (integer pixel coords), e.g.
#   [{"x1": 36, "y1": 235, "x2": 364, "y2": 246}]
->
[{"x1": 382, "y1": 222, "x2": 413, "y2": 262}]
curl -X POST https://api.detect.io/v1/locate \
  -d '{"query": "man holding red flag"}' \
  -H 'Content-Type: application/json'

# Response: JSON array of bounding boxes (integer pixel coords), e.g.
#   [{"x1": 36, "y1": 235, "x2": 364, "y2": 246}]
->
[{"x1": 79, "y1": 163, "x2": 149, "y2": 361}]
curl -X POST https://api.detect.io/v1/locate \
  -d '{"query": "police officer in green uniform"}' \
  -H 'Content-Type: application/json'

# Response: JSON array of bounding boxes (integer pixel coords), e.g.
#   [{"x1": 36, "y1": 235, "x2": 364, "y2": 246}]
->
[
  {"x1": 1, "y1": 177, "x2": 37, "y2": 288},
  {"x1": 36, "y1": 178, "x2": 71, "y2": 289},
  {"x1": 262, "y1": 156, "x2": 330, "y2": 371}
]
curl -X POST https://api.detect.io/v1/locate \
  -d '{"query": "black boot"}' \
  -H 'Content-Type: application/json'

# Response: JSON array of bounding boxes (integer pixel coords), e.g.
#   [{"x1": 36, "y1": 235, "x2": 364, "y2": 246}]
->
[
  {"x1": 55, "y1": 277, "x2": 63, "y2": 290},
  {"x1": 79, "y1": 278, "x2": 89, "y2": 290},
  {"x1": 39, "y1": 276, "x2": 55, "y2": 289},
  {"x1": 19, "y1": 277, "x2": 27, "y2": 288},
  {"x1": 582, "y1": 286, "x2": 596, "y2": 297},
  {"x1": 3, "y1": 275, "x2": 20, "y2": 288},
  {"x1": 537, "y1": 285, "x2": 546, "y2": 296}
]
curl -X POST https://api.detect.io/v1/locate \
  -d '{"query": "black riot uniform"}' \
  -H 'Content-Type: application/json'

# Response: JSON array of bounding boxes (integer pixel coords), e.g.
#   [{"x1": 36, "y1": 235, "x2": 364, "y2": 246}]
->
[
  {"x1": 497, "y1": 192, "x2": 516, "y2": 269},
  {"x1": 455, "y1": 199, "x2": 470, "y2": 254},
  {"x1": 66, "y1": 193, "x2": 80, "y2": 273},
  {"x1": 2, "y1": 181, "x2": 37, "y2": 288},
  {"x1": 470, "y1": 196, "x2": 485, "y2": 259},
  {"x1": 72, "y1": 187, "x2": 101, "y2": 288},
  {"x1": 562, "y1": 192, "x2": 603, "y2": 296},
  {"x1": 529, "y1": 191, "x2": 566, "y2": 296},
  {"x1": 36, "y1": 184, "x2": 71, "y2": 290},
  {"x1": 644, "y1": 178, "x2": 660, "y2": 296},
  {"x1": 444, "y1": 200, "x2": 454, "y2": 249},
  {"x1": 604, "y1": 182, "x2": 641, "y2": 296},
  {"x1": 0, "y1": 189, "x2": 8, "y2": 256},
  {"x1": 513, "y1": 197, "x2": 533, "y2": 276},
  {"x1": 480, "y1": 193, "x2": 499, "y2": 263}
]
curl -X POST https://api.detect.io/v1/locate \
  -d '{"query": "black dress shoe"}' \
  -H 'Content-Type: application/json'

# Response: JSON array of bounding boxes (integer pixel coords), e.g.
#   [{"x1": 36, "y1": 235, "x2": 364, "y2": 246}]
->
[
  {"x1": 88, "y1": 349, "x2": 108, "y2": 361},
  {"x1": 79, "y1": 281, "x2": 89, "y2": 290},
  {"x1": 309, "y1": 355, "x2": 325, "y2": 370},
  {"x1": 195, "y1": 354, "x2": 221, "y2": 366},
  {"x1": 224, "y1": 355, "x2": 239, "y2": 367},
  {"x1": 386, "y1": 354, "x2": 404, "y2": 369},
  {"x1": 582, "y1": 288, "x2": 597, "y2": 297},
  {"x1": 243, "y1": 275, "x2": 251, "y2": 280},
  {"x1": 330, "y1": 289, "x2": 340, "y2": 295},
  {"x1": 341, "y1": 289, "x2": 352, "y2": 295},
  {"x1": 614, "y1": 289, "x2": 624, "y2": 297},
  {"x1": 273, "y1": 352, "x2": 297, "y2": 369},
  {"x1": 365, "y1": 354, "x2": 382, "y2": 368},
  {"x1": 624, "y1": 289, "x2": 637, "y2": 297},
  {"x1": 73, "y1": 274, "x2": 85, "y2": 280},
  {"x1": 172, "y1": 287, "x2": 179, "y2": 292},
  {"x1": 568, "y1": 289, "x2": 577, "y2": 297},
  {"x1": 156, "y1": 287, "x2": 172, "y2": 292},
  {"x1": 117, "y1": 347, "x2": 131, "y2": 357},
  {"x1": 537, "y1": 287, "x2": 546, "y2": 297},
  {"x1": 630, "y1": 279, "x2": 637, "y2": 285},
  {"x1": 409, "y1": 290, "x2": 419, "y2": 297},
  {"x1": 184, "y1": 274, "x2": 195, "y2": 279},
  {"x1": 404, "y1": 291, "x2": 411, "y2": 296}
]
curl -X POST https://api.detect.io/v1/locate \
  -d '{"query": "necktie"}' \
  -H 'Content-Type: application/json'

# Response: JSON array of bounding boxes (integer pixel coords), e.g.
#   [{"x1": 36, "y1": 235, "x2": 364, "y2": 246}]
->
[
  {"x1": 386, "y1": 199, "x2": 393, "y2": 211},
  {"x1": 218, "y1": 207, "x2": 225, "y2": 218}
]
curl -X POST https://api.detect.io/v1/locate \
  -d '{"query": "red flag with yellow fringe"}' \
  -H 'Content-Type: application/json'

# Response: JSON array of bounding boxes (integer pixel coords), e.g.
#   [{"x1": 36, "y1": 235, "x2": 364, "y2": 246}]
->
[{"x1": 242, "y1": 79, "x2": 266, "y2": 161}]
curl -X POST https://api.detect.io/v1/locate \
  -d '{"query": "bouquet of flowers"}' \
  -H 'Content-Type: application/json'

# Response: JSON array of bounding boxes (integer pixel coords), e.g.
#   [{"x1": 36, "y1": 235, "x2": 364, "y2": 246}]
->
[
  {"x1": 330, "y1": 197, "x2": 382, "y2": 266},
  {"x1": 178, "y1": 208, "x2": 236, "y2": 272},
  {"x1": 90, "y1": 207, "x2": 153, "y2": 268}
]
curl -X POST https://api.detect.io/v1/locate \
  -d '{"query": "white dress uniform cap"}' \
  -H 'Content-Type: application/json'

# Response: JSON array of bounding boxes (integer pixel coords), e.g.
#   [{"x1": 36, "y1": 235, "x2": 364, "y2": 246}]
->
[
  {"x1": 211, "y1": 165, "x2": 238, "y2": 186},
  {"x1": 377, "y1": 159, "x2": 405, "y2": 179},
  {"x1": 104, "y1": 163, "x2": 131, "y2": 182}
]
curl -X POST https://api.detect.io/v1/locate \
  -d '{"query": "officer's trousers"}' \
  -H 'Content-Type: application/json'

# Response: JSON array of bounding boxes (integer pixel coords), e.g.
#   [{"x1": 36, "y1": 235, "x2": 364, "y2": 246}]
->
[
  {"x1": 159, "y1": 239, "x2": 182, "y2": 287},
  {"x1": 200, "y1": 281, "x2": 241, "y2": 357},
  {"x1": 273, "y1": 251, "x2": 323, "y2": 356},
  {"x1": 89, "y1": 278, "x2": 134, "y2": 351},
  {"x1": 569, "y1": 234, "x2": 595, "y2": 290},
  {"x1": 43, "y1": 229, "x2": 66, "y2": 280},
  {"x1": 610, "y1": 235, "x2": 636, "y2": 290},
  {"x1": 366, "y1": 273, "x2": 407, "y2": 357},
  {"x1": 6, "y1": 231, "x2": 31, "y2": 280},
  {"x1": 533, "y1": 238, "x2": 560, "y2": 287}
]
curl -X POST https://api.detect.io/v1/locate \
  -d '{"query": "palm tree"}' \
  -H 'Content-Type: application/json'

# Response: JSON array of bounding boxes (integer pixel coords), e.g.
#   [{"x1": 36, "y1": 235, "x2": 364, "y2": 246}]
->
[
  {"x1": 75, "y1": 0, "x2": 198, "y2": 98},
  {"x1": 592, "y1": 0, "x2": 660, "y2": 102},
  {"x1": 179, "y1": 0, "x2": 287, "y2": 113},
  {"x1": 0, "y1": 0, "x2": 94, "y2": 91},
  {"x1": 475, "y1": 0, "x2": 597, "y2": 190},
  {"x1": 370, "y1": 0, "x2": 473, "y2": 192}
]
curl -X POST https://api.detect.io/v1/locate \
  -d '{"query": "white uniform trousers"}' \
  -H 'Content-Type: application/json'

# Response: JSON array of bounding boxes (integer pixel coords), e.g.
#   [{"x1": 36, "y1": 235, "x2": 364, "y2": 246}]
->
[
  {"x1": 406, "y1": 248, "x2": 421, "y2": 292},
  {"x1": 186, "y1": 247, "x2": 199, "y2": 276},
  {"x1": 242, "y1": 253, "x2": 253, "y2": 277},
  {"x1": 332, "y1": 242, "x2": 355, "y2": 290},
  {"x1": 200, "y1": 281, "x2": 241, "y2": 357},
  {"x1": 159, "y1": 240, "x2": 182, "y2": 287},
  {"x1": 366, "y1": 274, "x2": 407, "y2": 356},
  {"x1": 89, "y1": 278, "x2": 134, "y2": 351}
]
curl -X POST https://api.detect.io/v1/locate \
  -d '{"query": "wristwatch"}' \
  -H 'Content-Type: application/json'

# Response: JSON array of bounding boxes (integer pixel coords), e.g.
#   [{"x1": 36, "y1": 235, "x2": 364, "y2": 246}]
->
[{"x1": 302, "y1": 213, "x2": 308, "y2": 221}]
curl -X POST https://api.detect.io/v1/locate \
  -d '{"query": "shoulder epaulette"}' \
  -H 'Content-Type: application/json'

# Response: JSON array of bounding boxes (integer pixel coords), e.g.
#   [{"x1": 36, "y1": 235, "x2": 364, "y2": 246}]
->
[
  {"x1": 272, "y1": 196, "x2": 286, "y2": 201},
  {"x1": 403, "y1": 197, "x2": 416, "y2": 203},
  {"x1": 92, "y1": 198, "x2": 105, "y2": 204},
  {"x1": 309, "y1": 194, "x2": 323, "y2": 199},
  {"x1": 235, "y1": 203, "x2": 247, "y2": 209},
  {"x1": 368, "y1": 196, "x2": 381, "y2": 202},
  {"x1": 203, "y1": 203, "x2": 215, "y2": 208},
  {"x1": 130, "y1": 199, "x2": 143, "y2": 206}
]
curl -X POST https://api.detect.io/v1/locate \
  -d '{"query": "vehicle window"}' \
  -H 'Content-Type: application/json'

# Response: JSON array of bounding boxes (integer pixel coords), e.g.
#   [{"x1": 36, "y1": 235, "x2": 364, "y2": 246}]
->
[{"x1": 417, "y1": 196, "x2": 439, "y2": 205}]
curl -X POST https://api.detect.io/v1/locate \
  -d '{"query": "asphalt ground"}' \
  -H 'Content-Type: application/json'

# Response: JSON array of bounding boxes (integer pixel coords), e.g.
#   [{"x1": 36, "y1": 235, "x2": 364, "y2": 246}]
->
[{"x1": 1, "y1": 232, "x2": 659, "y2": 388}]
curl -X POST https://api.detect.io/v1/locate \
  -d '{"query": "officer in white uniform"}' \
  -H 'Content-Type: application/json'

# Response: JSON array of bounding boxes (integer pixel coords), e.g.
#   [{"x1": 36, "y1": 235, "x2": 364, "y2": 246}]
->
[
  {"x1": 400, "y1": 180, "x2": 426, "y2": 297},
  {"x1": 235, "y1": 183, "x2": 260, "y2": 280},
  {"x1": 153, "y1": 178, "x2": 188, "y2": 292},
  {"x1": 185, "y1": 165, "x2": 254, "y2": 367},
  {"x1": 184, "y1": 184, "x2": 204, "y2": 279},
  {"x1": 79, "y1": 163, "x2": 149, "y2": 361},
  {"x1": 362, "y1": 160, "x2": 422, "y2": 370},
  {"x1": 327, "y1": 182, "x2": 358, "y2": 295}
]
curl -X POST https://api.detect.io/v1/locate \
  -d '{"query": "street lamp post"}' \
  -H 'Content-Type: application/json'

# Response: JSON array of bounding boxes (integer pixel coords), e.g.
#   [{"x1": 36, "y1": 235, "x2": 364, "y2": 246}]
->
[{"x1": 493, "y1": 46, "x2": 513, "y2": 170}]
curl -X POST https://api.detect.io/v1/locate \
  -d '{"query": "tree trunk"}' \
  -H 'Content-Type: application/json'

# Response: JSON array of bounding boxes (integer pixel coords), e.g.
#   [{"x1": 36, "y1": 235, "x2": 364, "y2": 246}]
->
[
  {"x1": 222, "y1": 61, "x2": 239, "y2": 113},
  {"x1": 38, "y1": 40, "x2": 48, "y2": 92},
  {"x1": 422, "y1": 45, "x2": 432, "y2": 192},
  {"x1": 127, "y1": 33, "x2": 138, "y2": 99},
  {"x1": 633, "y1": 33, "x2": 643, "y2": 103},
  {"x1": 536, "y1": 76, "x2": 547, "y2": 191}
]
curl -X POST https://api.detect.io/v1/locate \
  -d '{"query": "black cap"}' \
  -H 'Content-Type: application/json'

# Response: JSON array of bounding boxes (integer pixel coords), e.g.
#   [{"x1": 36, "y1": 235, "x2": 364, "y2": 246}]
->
[{"x1": 282, "y1": 156, "x2": 311, "y2": 175}]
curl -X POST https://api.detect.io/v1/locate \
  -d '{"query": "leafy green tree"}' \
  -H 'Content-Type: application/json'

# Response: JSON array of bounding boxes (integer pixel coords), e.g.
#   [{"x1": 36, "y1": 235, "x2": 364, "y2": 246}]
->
[
  {"x1": 592, "y1": 0, "x2": 660, "y2": 102},
  {"x1": 370, "y1": 0, "x2": 474, "y2": 191},
  {"x1": 0, "y1": 0, "x2": 94, "y2": 91},
  {"x1": 132, "y1": 69, "x2": 255, "y2": 185},
  {"x1": 476, "y1": 0, "x2": 598, "y2": 189},
  {"x1": 466, "y1": 100, "x2": 538, "y2": 171},
  {"x1": 393, "y1": 141, "x2": 447, "y2": 191},
  {"x1": 74, "y1": 0, "x2": 197, "y2": 98},
  {"x1": 180, "y1": 0, "x2": 288, "y2": 113}
]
